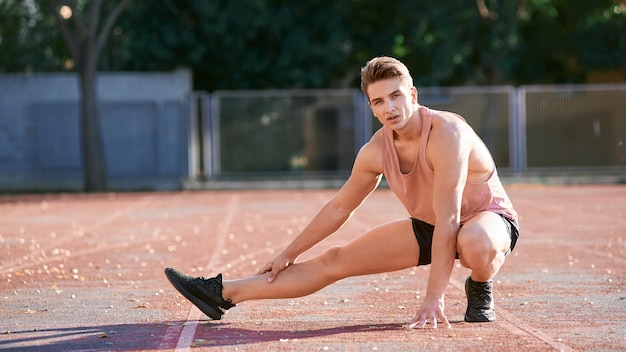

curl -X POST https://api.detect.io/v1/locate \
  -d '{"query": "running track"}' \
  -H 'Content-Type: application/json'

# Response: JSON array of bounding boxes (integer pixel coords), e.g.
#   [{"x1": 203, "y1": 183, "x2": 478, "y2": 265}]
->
[{"x1": 1, "y1": 185, "x2": 625, "y2": 351}]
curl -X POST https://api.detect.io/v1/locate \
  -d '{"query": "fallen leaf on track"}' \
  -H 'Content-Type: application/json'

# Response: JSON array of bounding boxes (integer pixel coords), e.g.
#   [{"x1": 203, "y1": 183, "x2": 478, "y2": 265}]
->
[{"x1": 135, "y1": 302, "x2": 150, "y2": 308}]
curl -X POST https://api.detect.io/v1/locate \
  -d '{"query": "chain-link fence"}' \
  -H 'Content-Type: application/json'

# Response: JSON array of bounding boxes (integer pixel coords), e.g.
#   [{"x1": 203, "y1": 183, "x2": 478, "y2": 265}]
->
[
  {"x1": 191, "y1": 83, "x2": 626, "y2": 181},
  {"x1": 521, "y1": 84, "x2": 626, "y2": 172}
]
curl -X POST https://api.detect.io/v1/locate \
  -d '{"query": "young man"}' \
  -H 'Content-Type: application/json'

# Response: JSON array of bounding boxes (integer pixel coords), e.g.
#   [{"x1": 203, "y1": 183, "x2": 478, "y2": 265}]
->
[{"x1": 165, "y1": 56, "x2": 519, "y2": 329}]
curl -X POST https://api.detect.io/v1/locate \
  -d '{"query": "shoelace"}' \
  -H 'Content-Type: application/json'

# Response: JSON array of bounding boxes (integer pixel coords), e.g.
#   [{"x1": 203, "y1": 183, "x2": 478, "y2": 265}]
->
[
  {"x1": 193, "y1": 276, "x2": 220, "y2": 292},
  {"x1": 192, "y1": 276, "x2": 234, "y2": 306}
]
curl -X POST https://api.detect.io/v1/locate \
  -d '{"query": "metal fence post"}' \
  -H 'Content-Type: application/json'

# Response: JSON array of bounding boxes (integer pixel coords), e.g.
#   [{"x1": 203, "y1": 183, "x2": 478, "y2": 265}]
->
[
  {"x1": 203, "y1": 93, "x2": 220, "y2": 180},
  {"x1": 188, "y1": 92, "x2": 201, "y2": 179},
  {"x1": 515, "y1": 87, "x2": 528, "y2": 174},
  {"x1": 353, "y1": 90, "x2": 372, "y2": 151}
]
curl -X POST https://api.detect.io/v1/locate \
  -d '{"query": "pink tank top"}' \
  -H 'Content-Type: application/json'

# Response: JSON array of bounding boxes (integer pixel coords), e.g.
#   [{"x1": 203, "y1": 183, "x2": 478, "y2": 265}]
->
[{"x1": 382, "y1": 107, "x2": 518, "y2": 225}]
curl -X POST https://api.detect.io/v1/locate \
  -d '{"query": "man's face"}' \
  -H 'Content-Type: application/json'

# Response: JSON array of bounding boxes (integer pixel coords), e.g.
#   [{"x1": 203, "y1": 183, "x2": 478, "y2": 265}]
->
[{"x1": 367, "y1": 78, "x2": 417, "y2": 129}]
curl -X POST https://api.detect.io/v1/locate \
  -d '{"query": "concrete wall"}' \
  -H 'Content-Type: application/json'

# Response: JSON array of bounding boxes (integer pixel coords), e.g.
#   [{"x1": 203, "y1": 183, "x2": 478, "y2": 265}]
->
[{"x1": 0, "y1": 70, "x2": 192, "y2": 192}]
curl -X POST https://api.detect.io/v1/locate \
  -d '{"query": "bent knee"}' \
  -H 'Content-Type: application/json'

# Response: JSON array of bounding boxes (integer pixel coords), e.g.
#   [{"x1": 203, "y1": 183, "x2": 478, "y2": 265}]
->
[
  {"x1": 457, "y1": 215, "x2": 511, "y2": 255},
  {"x1": 457, "y1": 231, "x2": 503, "y2": 266},
  {"x1": 457, "y1": 230, "x2": 494, "y2": 253}
]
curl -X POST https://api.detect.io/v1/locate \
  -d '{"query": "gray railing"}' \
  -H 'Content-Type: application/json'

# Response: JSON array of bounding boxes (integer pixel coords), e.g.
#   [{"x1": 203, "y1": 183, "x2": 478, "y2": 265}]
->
[
  {"x1": 1, "y1": 71, "x2": 623, "y2": 192},
  {"x1": 191, "y1": 83, "x2": 626, "y2": 181},
  {"x1": 193, "y1": 89, "x2": 371, "y2": 180},
  {"x1": 520, "y1": 83, "x2": 626, "y2": 173}
]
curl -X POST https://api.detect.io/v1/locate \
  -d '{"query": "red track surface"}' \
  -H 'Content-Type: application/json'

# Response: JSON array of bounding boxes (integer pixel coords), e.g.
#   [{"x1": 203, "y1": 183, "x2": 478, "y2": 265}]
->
[{"x1": 1, "y1": 185, "x2": 625, "y2": 351}]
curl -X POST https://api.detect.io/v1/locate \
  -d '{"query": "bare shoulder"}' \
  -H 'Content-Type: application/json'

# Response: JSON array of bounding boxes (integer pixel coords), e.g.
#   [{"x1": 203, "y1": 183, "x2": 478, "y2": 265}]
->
[
  {"x1": 331, "y1": 129, "x2": 384, "y2": 209},
  {"x1": 428, "y1": 110, "x2": 494, "y2": 179},
  {"x1": 426, "y1": 111, "x2": 471, "y2": 156},
  {"x1": 430, "y1": 111, "x2": 472, "y2": 137},
  {"x1": 353, "y1": 128, "x2": 385, "y2": 175}
]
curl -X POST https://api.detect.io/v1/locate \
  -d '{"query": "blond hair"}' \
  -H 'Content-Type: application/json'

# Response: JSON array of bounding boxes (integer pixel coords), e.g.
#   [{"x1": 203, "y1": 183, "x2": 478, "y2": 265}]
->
[{"x1": 360, "y1": 56, "x2": 413, "y2": 98}]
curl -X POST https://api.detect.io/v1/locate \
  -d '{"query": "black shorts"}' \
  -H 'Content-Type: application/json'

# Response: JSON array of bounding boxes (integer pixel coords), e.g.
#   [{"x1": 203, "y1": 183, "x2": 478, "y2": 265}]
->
[{"x1": 411, "y1": 214, "x2": 520, "y2": 266}]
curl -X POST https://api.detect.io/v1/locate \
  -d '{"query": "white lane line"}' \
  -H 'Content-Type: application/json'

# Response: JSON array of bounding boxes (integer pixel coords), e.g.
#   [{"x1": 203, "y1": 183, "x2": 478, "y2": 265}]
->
[
  {"x1": 168, "y1": 192, "x2": 330, "y2": 350},
  {"x1": 174, "y1": 194, "x2": 239, "y2": 352},
  {"x1": 157, "y1": 237, "x2": 294, "y2": 351},
  {"x1": 497, "y1": 308, "x2": 576, "y2": 352},
  {"x1": 205, "y1": 194, "x2": 240, "y2": 273},
  {"x1": 0, "y1": 196, "x2": 154, "y2": 274},
  {"x1": 174, "y1": 310, "x2": 203, "y2": 352},
  {"x1": 449, "y1": 278, "x2": 576, "y2": 352}
]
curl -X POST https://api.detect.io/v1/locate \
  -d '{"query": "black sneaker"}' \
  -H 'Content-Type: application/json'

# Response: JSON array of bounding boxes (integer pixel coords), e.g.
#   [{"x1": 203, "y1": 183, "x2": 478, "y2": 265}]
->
[
  {"x1": 464, "y1": 277, "x2": 496, "y2": 322},
  {"x1": 164, "y1": 267, "x2": 235, "y2": 320}
]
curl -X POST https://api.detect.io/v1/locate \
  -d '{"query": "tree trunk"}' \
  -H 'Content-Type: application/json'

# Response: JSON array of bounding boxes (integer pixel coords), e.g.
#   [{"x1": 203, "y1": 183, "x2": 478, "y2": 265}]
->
[
  {"x1": 48, "y1": 0, "x2": 130, "y2": 192},
  {"x1": 79, "y1": 41, "x2": 107, "y2": 192}
]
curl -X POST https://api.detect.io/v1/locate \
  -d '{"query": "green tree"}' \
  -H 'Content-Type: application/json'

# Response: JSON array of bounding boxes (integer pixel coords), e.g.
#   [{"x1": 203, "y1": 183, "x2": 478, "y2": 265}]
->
[
  {"x1": 47, "y1": 0, "x2": 130, "y2": 191},
  {"x1": 515, "y1": 0, "x2": 626, "y2": 83},
  {"x1": 109, "y1": 0, "x2": 549, "y2": 88},
  {"x1": 2, "y1": 0, "x2": 624, "y2": 89},
  {"x1": 114, "y1": 0, "x2": 352, "y2": 90},
  {"x1": 0, "y1": 0, "x2": 67, "y2": 72}
]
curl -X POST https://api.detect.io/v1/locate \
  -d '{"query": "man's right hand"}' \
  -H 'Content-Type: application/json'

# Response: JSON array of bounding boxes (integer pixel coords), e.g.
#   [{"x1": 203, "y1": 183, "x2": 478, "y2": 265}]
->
[
  {"x1": 407, "y1": 295, "x2": 451, "y2": 329},
  {"x1": 256, "y1": 251, "x2": 293, "y2": 283}
]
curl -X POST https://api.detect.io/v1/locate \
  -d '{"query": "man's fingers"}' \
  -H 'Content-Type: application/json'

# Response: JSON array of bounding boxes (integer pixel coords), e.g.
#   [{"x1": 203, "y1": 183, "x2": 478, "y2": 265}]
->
[
  {"x1": 441, "y1": 315, "x2": 452, "y2": 329},
  {"x1": 407, "y1": 316, "x2": 427, "y2": 329},
  {"x1": 266, "y1": 269, "x2": 274, "y2": 282},
  {"x1": 435, "y1": 311, "x2": 451, "y2": 329},
  {"x1": 407, "y1": 320, "x2": 427, "y2": 329},
  {"x1": 267, "y1": 266, "x2": 281, "y2": 283},
  {"x1": 255, "y1": 263, "x2": 271, "y2": 276},
  {"x1": 407, "y1": 316, "x2": 450, "y2": 330}
]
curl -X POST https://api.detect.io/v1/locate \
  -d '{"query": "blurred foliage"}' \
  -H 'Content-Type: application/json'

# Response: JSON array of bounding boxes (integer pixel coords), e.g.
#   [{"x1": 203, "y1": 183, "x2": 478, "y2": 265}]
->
[
  {"x1": 517, "y1": 0, "x2": 626, "y2": 83},
  {"x1": 0, "y1": 0, "x2": 67, "y2": 72},
  {"x1": 1, "y1": 0, "x2": 624, "y2": 89}
]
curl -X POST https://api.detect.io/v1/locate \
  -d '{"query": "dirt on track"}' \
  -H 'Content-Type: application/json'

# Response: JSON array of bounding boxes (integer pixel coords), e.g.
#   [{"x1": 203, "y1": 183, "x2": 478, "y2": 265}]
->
[{"x1": 0, "y1": 184, "x2": 625, "y2": 351}]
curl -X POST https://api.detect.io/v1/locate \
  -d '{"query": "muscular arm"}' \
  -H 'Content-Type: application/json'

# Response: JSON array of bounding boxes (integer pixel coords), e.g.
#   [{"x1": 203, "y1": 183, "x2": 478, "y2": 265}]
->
[
  {"x1": 427, "y1": 120, "x2": 468, "y2": 299},
  {"x1": 260, "y1": 137, "x2": 384, "y2": 282},
  {"x1": 409, "y1": 115, "x2": 469, "y2": 329}
]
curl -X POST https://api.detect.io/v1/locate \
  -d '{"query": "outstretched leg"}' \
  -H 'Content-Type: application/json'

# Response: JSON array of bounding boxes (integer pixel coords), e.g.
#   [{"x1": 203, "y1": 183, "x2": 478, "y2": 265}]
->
[{"x1": 222, "y1": 218, "x2": 420, "y2": 304}]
